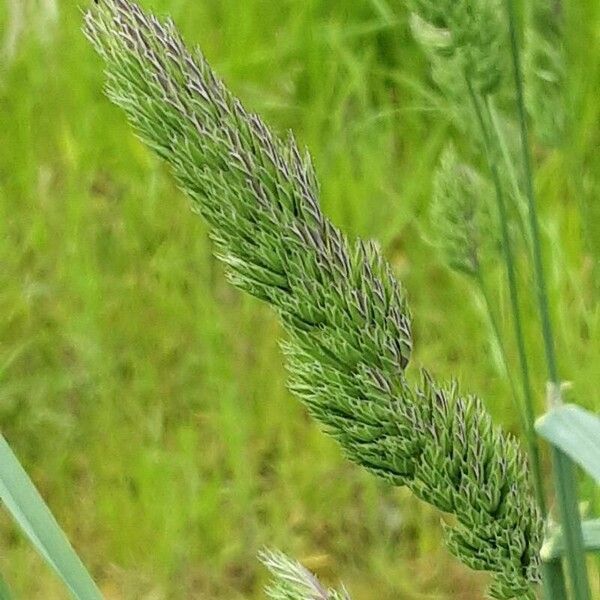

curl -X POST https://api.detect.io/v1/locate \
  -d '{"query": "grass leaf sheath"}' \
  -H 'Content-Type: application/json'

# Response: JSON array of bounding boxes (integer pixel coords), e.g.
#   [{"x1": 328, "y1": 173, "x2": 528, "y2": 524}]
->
[{"x1": 85, "y1": 1, "x2": 543, "y2": 597}]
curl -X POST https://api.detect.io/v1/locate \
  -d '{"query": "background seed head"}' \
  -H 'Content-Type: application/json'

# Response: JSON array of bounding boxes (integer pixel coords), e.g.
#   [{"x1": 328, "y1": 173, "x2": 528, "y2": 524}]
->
[{"x1": 430, "y1": 144, "x2": 496, "y2": 277}]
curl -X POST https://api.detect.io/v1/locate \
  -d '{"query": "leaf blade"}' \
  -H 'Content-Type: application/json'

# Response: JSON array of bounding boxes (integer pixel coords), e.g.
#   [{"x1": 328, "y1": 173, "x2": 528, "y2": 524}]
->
[
  {"x1": 0, "y1": 435, "x2": 103, "y2": 600},
  {"x1": 0, "y1": 574, "x2": 13, "y2": 600},
  {"x1": 536, "y1": 404, "x2": 600, "y2": 484}
]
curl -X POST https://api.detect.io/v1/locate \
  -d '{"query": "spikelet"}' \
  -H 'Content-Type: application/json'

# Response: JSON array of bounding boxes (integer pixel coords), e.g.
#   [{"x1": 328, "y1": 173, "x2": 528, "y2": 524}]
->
[
  {"x1": 430, "y1": 144, "x2": 497, "y2": 277},
  {"x1": 524, "y1": 0, "x2": 566, "y2": 145},
  {"x1": 84, "y1": 2, "x2": 542, "y2": 597},
  {"x1": 259, "y1": 550, "x2": 351, "y2": 600},
  {"x1": 408, "y1": 0, "x2": 507, "y2": 95}
]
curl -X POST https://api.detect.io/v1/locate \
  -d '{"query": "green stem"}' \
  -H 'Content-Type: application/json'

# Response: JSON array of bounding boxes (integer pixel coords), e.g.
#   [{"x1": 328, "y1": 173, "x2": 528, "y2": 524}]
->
[
  {"x1": 466, "y1": 78, "x2": 566, "y2": 600},
  {"x1": 504, "y1": 6, "x2": 556, "y2": 381},
  {"x1": 540, "y1": 561, "x2": 568, "y2": 600},
  {"x1": 487, "y1": 99, "x2": 530, "y2": 248},
  {"x1": 467, "y1": 80, "x2": 545, "y2": 514},
  {"x1": 482, "y1": 95, "x2": 545, "y2": 513},
  {"x1": 474, "y1": 269, "x2": 520, "y2": 407},
  {"x1": 504, "y1": 1, "x2": 591, "y2": 598}
]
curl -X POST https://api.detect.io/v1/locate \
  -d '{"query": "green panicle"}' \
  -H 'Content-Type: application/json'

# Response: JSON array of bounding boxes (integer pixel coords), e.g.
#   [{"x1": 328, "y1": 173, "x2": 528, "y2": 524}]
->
[
  {"x1": 408, "y1": 0, "x2": 507, "y2": 95},
  {"x1": 85, "y1": 2, "x2": 543, "y2": 597},
  {"x1": 430, "y1": 144, "x2": 495, "y2": 277},
  {"x1": 524, "y1": 0, "x2": 566, "y2": 146}
]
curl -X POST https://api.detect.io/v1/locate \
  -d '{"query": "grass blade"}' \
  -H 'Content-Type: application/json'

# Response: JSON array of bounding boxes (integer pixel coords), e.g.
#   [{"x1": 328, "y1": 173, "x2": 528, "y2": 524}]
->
[
  {"x1": 0, "y1": 435, "x2": 103, "y2": 600},
  {"x1": 0, "y1": 575, "x2": 12, "y2": 600},
  {"x1": 536, "y1": 404, "x2": 600, "y2": 485}
]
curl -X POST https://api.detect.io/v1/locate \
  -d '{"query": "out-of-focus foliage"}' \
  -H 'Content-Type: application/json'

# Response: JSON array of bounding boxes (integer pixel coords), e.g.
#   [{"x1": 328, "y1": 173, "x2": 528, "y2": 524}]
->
[
  {"x1": 1, "y1": 0, "x2": 599, "y2": 598},
  {"x1": 84, "y1": 4, "x2": 543, "y2": 596}
]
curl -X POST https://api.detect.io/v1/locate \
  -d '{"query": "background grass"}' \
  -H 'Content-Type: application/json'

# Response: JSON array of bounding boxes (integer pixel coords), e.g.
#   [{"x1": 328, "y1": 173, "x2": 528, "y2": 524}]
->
[{"x1": 0, "y1": 0, "x2": 599, "y2": 598}]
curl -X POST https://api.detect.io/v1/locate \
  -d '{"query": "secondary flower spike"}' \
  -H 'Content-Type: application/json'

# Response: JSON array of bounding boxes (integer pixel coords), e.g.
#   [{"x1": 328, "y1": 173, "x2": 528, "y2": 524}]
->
[{"x1": 85, "y1": 2, "x2": 543, "y2": 597}]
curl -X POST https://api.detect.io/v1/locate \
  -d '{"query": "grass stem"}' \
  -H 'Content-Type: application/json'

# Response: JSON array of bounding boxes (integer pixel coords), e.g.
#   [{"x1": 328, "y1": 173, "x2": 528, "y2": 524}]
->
[
  {"x1": 466, "y1": 80, "x2": 546, "y2": 515},
  {"x1": 504, "y1": 0, "x2": 591, "y2": 597},
  {"x1": 474, "y1": 270, "x2": 520, "y2": 407},
  {"x1": 466, "y1": 77, "x2": 567, "y2": 600},
  {"x1": 486, "y1": 99, "x2": 530, "y2": 248}
]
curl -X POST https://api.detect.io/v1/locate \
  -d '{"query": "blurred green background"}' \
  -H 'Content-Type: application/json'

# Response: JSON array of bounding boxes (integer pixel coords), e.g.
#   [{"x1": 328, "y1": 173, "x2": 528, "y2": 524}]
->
[{"x1": 1, "y1": 0, "x2": 599, "y2": 598}]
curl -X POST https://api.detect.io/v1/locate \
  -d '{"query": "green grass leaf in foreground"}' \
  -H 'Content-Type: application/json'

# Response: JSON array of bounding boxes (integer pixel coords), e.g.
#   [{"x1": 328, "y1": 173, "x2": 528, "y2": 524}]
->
[
  {"x1": 0, "y1": 435, "x2": 103, "y2": 600},
  {"x1": 0, "y1": 574, "x2": 13, "y2": 600},
  {"x1": 536, "y1": 404, "x2": 600, "y2": 485}
]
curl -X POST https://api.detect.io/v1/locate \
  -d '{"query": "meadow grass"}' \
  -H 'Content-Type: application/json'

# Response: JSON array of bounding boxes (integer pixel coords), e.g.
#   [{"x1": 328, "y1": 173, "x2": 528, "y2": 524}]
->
[{"x1": 0, "y1": 0, "x2": 599, "y2": 598}]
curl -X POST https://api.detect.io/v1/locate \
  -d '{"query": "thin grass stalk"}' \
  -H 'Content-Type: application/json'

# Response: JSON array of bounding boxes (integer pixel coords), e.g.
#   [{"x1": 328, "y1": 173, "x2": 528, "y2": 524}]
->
[
  {"x1": 474, "y1": 269, "x2": 520, "y2": 408},
  {"x1": 539, "y1": 563, "x2": 569, "y2": 600},
  {"x1": 471, "y1": 275, "x2": 566, "y2": 600},
  {"x1": 466, "y1": 77, "x2": 567, "y2": 600},
  {"x1": 481, "y1": 95, "x2": 544, "y2": 513},
  {"x1": 486, "y1": 99, "x2": 530, "y2": 248},
  {"x1": 466, "y1": 79, "x2": 545, "y2": 514},
  {"x1": 550, "y1": 445, "x2": 592, "y2": 600},
  {"x1": 504, "y1": 0, "x2": 591, "y2": 598}
]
